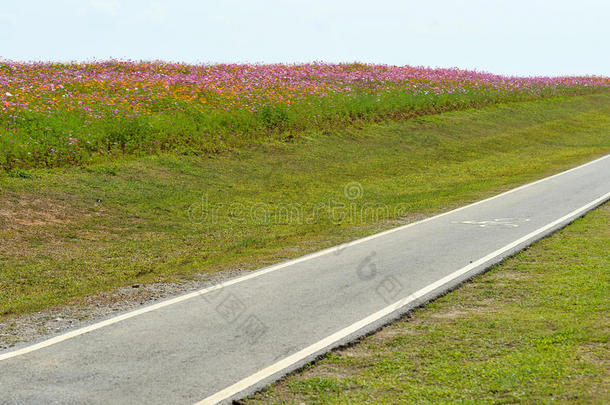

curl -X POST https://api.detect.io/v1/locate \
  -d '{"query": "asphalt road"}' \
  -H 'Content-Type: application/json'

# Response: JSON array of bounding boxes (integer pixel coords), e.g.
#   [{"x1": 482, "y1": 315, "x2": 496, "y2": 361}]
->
[{"x1": 1, "y1": 155, "x2": 609, "y2": 405}]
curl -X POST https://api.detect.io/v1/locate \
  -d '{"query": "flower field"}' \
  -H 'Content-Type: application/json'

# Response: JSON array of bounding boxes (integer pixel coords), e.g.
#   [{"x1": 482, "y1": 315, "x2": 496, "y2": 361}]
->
[{"x1": 1, "y1": 61, "x2": 608, "y2": 169}]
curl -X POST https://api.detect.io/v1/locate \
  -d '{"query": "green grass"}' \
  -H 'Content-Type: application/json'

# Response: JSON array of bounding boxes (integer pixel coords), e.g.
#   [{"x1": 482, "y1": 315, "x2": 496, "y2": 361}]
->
[
  {"x1": 246, "y1": 202, "x2": 610, "y2": 404},
  {"x1": 0, "y1": 93, "x2": 609, "y2": 317}
]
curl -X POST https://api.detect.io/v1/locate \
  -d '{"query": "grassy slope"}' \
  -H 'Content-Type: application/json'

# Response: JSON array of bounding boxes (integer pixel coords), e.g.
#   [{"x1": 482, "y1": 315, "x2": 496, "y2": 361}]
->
[
  {"x1": 248, "y1": 202, "x2": 610, "y2": 404},
  {"x1": 0, "y1": 93, "x2": 609, "y2": 317}
]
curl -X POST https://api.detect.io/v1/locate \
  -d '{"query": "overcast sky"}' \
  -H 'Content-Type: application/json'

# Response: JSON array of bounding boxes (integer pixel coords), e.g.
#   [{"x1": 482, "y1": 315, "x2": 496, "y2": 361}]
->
[{"x1": 1, "y1": 0, "x2": 608, "y2": 76}]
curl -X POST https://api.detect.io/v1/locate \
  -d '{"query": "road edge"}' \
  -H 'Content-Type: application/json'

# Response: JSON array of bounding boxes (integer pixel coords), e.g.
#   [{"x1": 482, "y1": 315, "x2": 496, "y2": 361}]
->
[{"x1": 199, "y1": 192, "x2": 610, "y2": 405}]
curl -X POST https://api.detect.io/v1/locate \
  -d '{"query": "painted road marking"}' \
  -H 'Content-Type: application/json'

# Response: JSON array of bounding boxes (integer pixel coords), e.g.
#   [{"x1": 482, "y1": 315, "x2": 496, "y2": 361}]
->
[{"x1": 453, "y1": 218, "x2": 531, "y2": 227}]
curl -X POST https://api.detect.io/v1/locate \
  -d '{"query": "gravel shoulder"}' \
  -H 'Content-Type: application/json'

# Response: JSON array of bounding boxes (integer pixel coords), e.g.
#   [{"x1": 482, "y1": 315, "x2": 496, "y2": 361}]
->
[{"x1": 0, "y1": 268, "x2": 247, "y2": 351}]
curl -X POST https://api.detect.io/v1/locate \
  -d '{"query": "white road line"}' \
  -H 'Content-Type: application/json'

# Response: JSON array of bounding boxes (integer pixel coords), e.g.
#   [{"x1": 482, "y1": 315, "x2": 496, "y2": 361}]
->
[
  {"x1": 0, "y1": 154, "x2": 607, "y2": 363},
  {"x1": 195, "y1": 191, "x2": 610, "y2": 405}
]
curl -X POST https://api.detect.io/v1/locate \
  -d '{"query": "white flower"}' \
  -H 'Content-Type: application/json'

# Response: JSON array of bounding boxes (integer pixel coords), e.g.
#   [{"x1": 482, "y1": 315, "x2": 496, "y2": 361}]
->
[{"x1": 4, "y1": 92, "x2": 13, "y2": 97}]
